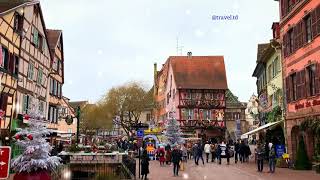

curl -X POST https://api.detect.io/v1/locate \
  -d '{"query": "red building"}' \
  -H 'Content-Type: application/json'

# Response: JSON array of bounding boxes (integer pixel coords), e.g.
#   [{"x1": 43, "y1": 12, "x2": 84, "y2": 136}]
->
[
  {"x1": 280, "y1": 0, "x2": 320, "y2": 161},
  {"x1": 154, "y1": 54, "x2": 228, "y2": 141}
]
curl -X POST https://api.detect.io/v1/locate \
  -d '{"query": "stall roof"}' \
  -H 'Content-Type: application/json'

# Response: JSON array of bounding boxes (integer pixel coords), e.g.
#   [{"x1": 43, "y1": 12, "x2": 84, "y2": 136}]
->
[{"x1": 241, "y1": 120, "x2": 283, "y2": 139}]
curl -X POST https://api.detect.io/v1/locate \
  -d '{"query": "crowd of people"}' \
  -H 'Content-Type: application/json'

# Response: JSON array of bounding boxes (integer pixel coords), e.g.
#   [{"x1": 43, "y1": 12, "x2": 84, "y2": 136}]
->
[{"x1": 139, "y1": 139, "x2": 278, "y2": 179}]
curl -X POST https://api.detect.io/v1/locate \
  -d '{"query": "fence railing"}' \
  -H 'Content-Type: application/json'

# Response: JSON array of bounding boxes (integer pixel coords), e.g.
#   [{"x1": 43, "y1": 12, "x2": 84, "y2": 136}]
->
[{"x1": 52, "y1": 154, "x2": 136, "y2": 180}]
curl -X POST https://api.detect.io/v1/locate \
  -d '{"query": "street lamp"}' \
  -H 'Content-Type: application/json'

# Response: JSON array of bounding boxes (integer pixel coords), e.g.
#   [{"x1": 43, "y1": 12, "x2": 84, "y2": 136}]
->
[{"x1": 76, "y1": 106, "x2": 81, "y2": 144}]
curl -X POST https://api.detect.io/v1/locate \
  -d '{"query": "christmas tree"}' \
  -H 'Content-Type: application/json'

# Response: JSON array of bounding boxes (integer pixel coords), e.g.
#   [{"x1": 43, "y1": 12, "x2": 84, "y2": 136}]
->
[
  {"x1": 164, "y1": 113, "x2": 184, "y2": 146},
  {"x1": 11, "y1": 95, "x2": 61, "y2": 173}
]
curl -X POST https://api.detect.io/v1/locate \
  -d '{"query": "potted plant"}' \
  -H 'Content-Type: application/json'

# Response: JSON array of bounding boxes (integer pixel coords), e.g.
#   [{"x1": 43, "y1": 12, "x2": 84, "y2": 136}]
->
[{"x1": 11, "y1": 97, "x2": 61, "y2": 180}]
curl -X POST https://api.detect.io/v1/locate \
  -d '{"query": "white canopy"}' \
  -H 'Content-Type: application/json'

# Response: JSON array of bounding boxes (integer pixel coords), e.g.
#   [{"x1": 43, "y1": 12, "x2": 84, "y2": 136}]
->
[{"x1": 240, "y1": 120, "x2": 283, "y2": 139}]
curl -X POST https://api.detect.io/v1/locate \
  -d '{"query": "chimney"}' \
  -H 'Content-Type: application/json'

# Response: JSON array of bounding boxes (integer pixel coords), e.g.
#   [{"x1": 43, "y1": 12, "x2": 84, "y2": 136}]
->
[{"x1": 187, "y1": 52, "x2": 192, "y2": 59}]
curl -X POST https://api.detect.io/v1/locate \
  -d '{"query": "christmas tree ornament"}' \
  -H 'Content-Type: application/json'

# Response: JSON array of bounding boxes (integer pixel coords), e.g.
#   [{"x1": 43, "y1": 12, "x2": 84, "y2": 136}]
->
[
  {"x1": 27, "y1": 134, "x2": 33, "y2": 140},
  {"x1": 15, "y1": 134, "x2": 21, "y2": 140}
]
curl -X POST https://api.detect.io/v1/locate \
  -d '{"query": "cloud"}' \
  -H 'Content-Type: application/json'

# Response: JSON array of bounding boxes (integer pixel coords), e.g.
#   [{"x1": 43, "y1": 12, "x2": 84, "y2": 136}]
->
[
  {"x1": 97, "y1": 50, "x2": 103, "y2": 55},
  {"x1": 185, "y1": 9, "x2": 191, "y2": 15}
]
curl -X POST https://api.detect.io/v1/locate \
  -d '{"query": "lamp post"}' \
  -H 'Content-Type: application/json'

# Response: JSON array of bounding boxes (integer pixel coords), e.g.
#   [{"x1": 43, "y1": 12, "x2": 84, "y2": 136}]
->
[{"x1": 76, "y1": 106, "x2": 81, "y2": 144}]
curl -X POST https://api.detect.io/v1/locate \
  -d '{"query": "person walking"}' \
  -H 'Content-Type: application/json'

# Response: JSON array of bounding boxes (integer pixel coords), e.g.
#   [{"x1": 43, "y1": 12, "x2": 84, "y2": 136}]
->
[
  {"x1": 218, "y1": 141, "x2": 229, "y2": 165},
  {"x1": 255, "y1": 143, "x2": 264, "y2": 172},
  {"x1": 187, "y1": 143, "x2": 192, "y2": 160},
  {"x1": 192, "y1": 143, "x2": 198, "y2": 165},
  {"x1": 244, "y1": 143, "x2": 251, "y2": 162},
  {"x1": 157, "y1": 146, "x2": 166, "y2": 166},
  {"x1": 141, "y1": 150, "x2": 150, "y2": 180},
  {"x1": 204, "y1": 141, "x2": 211, "y2": 163},
  {"x1": 268, "y1": 142, "x2": 276, "y2": 173},
  {"x1": 239, "y1": 140, "x2": 245, "y2": 163},
  {"x1": 234, "y1": 140, "x2": 240, "y2": 164},
  {"x1": 165, "y1": 144, "x2": 172, "y2": 165},
  {"x1": 171, "y1": 145, "x2": 182, "y2": 177},
  {"x1": 210, "y1": 142, "x2": 216, "y2": 162},
  {"x1": 196, "y1": 142, "x2": 205, "y2": 165}
]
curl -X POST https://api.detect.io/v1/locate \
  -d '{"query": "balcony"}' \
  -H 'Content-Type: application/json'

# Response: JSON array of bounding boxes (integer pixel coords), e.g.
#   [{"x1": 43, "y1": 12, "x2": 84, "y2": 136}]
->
[
  {"x1": 178, "y1": 119, "x2": 225, "y2": 129},
  {"x1": 179, "y1": 99, "x2": 225, "y2": 108}
]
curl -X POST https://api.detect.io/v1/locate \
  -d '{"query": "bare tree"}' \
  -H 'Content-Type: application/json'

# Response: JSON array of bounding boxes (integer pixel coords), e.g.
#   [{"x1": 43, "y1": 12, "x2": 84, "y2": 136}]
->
[{"x1": 102, "y1": 82, "x2": 153, "y2": 137}]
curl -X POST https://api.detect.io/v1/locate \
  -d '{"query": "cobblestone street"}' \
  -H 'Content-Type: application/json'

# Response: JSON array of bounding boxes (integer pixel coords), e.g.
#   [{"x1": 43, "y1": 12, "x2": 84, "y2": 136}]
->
[{"x1": 138, "y1": 158, "x2": 320, "y2": 180}]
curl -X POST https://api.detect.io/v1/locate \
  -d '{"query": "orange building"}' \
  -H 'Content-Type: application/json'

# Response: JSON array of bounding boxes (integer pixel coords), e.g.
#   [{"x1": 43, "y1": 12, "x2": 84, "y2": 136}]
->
[{"x1": 280, "y1": 0, "x2": 320, "y2": 160}]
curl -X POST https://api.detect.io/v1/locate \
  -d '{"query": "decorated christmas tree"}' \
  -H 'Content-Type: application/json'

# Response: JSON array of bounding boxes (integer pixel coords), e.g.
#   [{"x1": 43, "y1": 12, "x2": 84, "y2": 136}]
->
[
  {"x1": 164, "y1": 113, "x2": 184, "y2": 146},
  {"x1": 11, "y1": 95, "x2": 61, "y2": 175}
]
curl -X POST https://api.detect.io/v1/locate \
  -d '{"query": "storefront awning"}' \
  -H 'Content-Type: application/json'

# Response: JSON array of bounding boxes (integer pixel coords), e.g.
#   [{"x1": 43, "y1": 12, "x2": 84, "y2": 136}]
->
[{"x1": 241, "y1": 120, "x2": 283, "y2": 139}]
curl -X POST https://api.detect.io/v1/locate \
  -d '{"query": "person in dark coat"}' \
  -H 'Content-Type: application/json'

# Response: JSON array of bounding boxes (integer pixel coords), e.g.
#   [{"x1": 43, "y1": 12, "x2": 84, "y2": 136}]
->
[
  {"x1": 255, "y1": 143, "x2": 265, "y2": 172},
  {"x1": 239, "y1": 140, "x2": 245, "y2": 163},
  {"x1": 192, "y1": 143, "x2": 198, "y2": 165},
  {"x1": 244, "y1": 143, "x2": 251, "y2": 162},
  {"x1": 234, "y1": 140, "x2": 240, "y2": 164},
  {"x1": 171, "y1": 145, "x2": 182, "y2": 177},
  {"x1": 141, "y1": 150, "x2": 150, "y2": 180},
  {"x1": 196, "y1": 142, "x2": 205, "y2": 165}
]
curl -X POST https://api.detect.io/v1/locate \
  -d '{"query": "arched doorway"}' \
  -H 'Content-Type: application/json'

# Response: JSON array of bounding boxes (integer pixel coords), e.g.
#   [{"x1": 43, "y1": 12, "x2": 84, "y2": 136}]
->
[{"x1": 291, "y1": 126, "x2": 300, "y2": 161}]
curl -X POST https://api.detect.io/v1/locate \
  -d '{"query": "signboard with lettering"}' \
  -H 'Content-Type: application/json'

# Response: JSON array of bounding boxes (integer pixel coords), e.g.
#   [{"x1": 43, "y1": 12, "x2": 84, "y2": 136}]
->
[
  {"x1": 275, "y1": 145, "x2": 285, "y2": 158},
  {"x1": 0, "y1": 146, "x2": 11, "y2": 179}
]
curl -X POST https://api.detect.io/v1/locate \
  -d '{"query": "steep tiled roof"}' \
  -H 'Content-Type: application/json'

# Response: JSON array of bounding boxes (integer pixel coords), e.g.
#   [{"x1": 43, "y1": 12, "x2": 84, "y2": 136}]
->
[
  {"x1": 169, "y1": 56, "x2": 228, "y2": 90},
  {"x1": 0, "y1": 0, "x2": 38, "y2": 15},
  {"x1": 46, "y1": 29, "x2": 61, "y2": 52},
  {"x1": 256, "y1": 43, "x2": 270, "y2": 63}
]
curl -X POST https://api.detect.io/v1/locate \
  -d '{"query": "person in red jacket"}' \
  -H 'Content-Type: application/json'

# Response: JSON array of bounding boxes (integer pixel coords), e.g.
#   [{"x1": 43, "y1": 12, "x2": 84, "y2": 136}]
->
[{"x1": 157, "y1": 146, "x2": 166, "y2": 166}]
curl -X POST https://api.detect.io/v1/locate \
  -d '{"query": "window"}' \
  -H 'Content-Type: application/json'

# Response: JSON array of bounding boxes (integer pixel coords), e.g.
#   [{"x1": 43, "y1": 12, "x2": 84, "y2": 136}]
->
[
  {"x1": 0, "y1": 93, "x2": 8, "y2": 113},
  {"x1": 291, "y1": 73, "x2": 297, "y2": 101},
  {"x1": 13, "y1": 13, "x2": 23, "y2": 34},
  {"x1": 31, "y1": 27, "x2": 38, "y2": 47},
  {"x1": 186, "y1": 109, "x2": 193, "y2": 120},
  {"x1": 38, "y1": 34, "x2": 43, "y2": 51},
  {"x1": 307, "y1": 65, "x2": 316, "y2": 96},
  {"x1": 27, "y1": 63, "x2": 34, "y2": 80},
  {"x1": 14, "y1": 56, "x2": 19, "y2": 76},
  {"x1": 146, "y1": 113, "x2": 151, "y2": 122},
  {"x1": 37, "y1": 68, "x2": 43, "y2": 85},
  {"x1": 305, "y1": 15, "x2": 312, "y2": 43},
  {"x1": 1, "y1": 47, "x2": 8, "y2": 69},
  {"x1": 39, "y1": 101, "x2": 45, "y2": 115},
  {"x1": 22, "y1": 95, "x2": 29, "y2": 113},
  {"x1": 186, "y1": 92, "x2": 191, "y2": 99},
  {"x1": 48, "y1": 106, "x2": 58, "y2": 123}
]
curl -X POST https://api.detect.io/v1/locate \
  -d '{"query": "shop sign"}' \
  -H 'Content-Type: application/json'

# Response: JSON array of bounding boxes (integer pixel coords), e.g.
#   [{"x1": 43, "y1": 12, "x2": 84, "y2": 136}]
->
[{"x1": 294, "y1": 99, "x2": 320, "y2": 110}]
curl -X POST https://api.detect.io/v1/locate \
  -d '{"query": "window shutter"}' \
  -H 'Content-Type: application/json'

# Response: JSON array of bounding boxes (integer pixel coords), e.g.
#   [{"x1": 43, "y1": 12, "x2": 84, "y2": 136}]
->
[
  {"x1": 300, "y1": 70, "x2": 306, "y2": 98},
  {"x1": 293, "y1": 25, "x2": 298, "y2": 51},
  {"x1": 311, "y1": 9, "x2": 318, "y2": 39},
  {"x1": 8, "y1": 53, "x2": 14, "y2": 73},
  {"x1": 301, "y1": 20, "x2": 307, "y2": 46},
  {"x1": 33, "y1": 28, "x2": 38, "y2": 47},
  {"x1": 286, "y1": 77, "x2": 291, "y2": 103},
  {"x1": 317, "y1": 5, "x2": 320, "y2": 35},
  {"x1": 283, "y1": 33, "x2": 288, "y2": 57},
  {"x1": 305, "y1": 68, "x2": 310, "y2": 97},
  {"x1": 296, "y1": 71, "x2": 301, "y2": 99},
  {"x1": 283, "y1": 0, "x2": 288, "y2": 17},
  {"x1": 315, "y1": 63, "x2": 320, "y2": 94}
]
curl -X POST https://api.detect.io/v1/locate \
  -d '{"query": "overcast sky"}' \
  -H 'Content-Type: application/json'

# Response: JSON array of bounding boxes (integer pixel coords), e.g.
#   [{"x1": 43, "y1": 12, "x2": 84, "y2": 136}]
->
[{"x1": 40, "y1": 0, "x2": 279, "y2": 103}]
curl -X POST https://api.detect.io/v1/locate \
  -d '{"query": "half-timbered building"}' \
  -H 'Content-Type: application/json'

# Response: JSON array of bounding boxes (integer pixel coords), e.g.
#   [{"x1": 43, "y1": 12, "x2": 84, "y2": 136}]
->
[{"x1": 154, "y1": 54, "x2": 228, "y2": 141}]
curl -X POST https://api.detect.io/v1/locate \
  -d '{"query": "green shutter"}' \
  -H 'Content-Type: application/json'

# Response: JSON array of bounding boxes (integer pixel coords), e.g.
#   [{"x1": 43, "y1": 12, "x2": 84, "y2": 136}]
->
[
  {"x1": 37, "y1": 69, "x2": 43, "y2": 84},
  {"x1": 33, "y1": 29, "x2": 38, "y2": 47},
  {"x1": 23, "y1": 95, "x2": 28, "y2": 113}
]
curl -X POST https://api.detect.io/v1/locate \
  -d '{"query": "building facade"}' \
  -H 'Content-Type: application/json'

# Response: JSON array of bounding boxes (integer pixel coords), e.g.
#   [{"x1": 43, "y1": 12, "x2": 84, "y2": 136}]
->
[
  {"x1": 0, "y1": 1, "x2": 76, "y2": 143},
  {"x1": 279, "y1": 0, "x2": 320, "y2": 160},
  {"x1": 154, "y1": 55, "x2": 228, "y2": 141},
  {"x1": 253, "y1": 43, "x2": 269, "y2": 126},
  {"x1": 225, "y1": 90, "x2": 248, "y2": 140}
]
